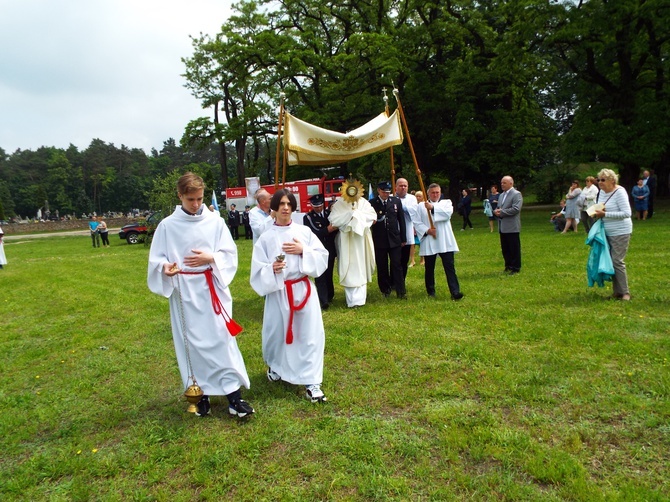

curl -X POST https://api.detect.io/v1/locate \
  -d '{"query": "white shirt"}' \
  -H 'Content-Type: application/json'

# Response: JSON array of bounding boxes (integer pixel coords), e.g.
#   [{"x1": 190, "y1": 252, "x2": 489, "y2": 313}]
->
[
  {"x1": 411, "y1": 199, "x2": 459, "y2": 256},
  {"x1": 396, "y1": 192, "x2": 417, "y2": 244}
]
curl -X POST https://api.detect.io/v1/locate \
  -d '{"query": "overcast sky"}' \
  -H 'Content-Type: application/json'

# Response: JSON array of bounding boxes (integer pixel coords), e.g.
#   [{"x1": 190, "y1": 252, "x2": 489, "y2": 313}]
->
[{"x1": 0, "y1": 0, "x2": 233, "y2": 154}]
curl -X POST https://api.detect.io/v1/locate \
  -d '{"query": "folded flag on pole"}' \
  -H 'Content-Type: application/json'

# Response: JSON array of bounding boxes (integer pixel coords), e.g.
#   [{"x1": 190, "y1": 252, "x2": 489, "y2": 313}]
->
[
  {"x1": 212, "y1": 191, "x2": 219, "y2": 212},
  {"x1": 368, "y1": 183, "x2": 374, "y2": 200}
]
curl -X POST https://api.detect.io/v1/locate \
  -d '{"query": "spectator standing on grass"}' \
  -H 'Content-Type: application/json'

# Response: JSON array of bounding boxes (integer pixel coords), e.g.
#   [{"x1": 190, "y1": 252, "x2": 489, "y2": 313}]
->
[
  {"x1": 89, "y1": 216, "x2": 100, "y2": 248},
  {"x1": 580, "y1": 176, "x2": 599, "y2": 233},
  {"x1": 458, "y1": 189, "x2": 473, "y2": 230},
  {"x1": 250, "y1": 189, "x2": 329, "y2": 403},
  {"x1": 98, "y1": 218, "x2": 110, "y2": 247},
  {"x1": 494, "y1": 176, "x2": 523, "y2": 274},
  {"x1": 148, "y1": 172, "x2": 254, "y2": 419},
  {"x1": 487, "y1": 185, "x2": 500, "y2": 233},
  {"x1": 0, "y1": 226, "x2": 6, "y2": 269},
  {"x1": 642, "y1": 170, "x2": 657, "y2": 219},
  {"x1": 243, "y1": 205, "x2": 252, "y2": 239},
  {"x1": 412, "y1": 183, "x2": 464, "y2": 300},
  {"x1": 631, "y1": 178, "x2": 650, "y2": 220},
  {"x1": 593, "y1": 169, "x2": 633, "y2": 301},
  {"x1": 227, "y1": 204, "x2": 240, "y2": 240},
  {"x1": 562, "y1": 180, "x2": 582, "y2": 234}
]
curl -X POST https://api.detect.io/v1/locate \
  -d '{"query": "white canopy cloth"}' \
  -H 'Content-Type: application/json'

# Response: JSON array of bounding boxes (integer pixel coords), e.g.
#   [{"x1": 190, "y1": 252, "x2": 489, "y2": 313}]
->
[{"x1": 284, "y1": 111, "x2": 403, "y2": 166}]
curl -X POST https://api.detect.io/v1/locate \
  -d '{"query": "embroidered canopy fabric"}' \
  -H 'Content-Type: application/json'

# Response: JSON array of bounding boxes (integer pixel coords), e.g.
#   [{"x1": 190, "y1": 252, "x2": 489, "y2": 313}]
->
[{"x1": 284, "y1": 110, "x2": 404, "y2": 166}]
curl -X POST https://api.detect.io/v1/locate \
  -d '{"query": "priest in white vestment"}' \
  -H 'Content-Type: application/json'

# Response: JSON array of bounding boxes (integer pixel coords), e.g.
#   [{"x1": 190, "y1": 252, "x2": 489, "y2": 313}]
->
[
  {"x1": 411, "y1": 183, "x2": 464, "y2": 300},
  {"x1": 148, "y1": 172, "x2": 254, "y2": 418},
  {"x1": 328, "y1": 196, "x2": 376, "y2": 307},
  {"x1": 250, "y1": 189, "x2": 329, "y2": 403}
]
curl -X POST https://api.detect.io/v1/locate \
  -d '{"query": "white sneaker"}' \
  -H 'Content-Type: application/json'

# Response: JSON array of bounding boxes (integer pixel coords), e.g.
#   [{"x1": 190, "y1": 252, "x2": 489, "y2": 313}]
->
[
  {"x1": 267, "y1": 368, "x2": 281, "y2": 382},
  {"x1": 305, "y1": 384, "x2": 327, "y2": 403}
]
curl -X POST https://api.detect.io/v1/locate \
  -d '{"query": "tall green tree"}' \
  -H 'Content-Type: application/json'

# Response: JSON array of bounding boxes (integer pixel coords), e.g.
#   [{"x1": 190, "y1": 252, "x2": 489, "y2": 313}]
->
[{"x1": 545, "y1": 0, "x2": 670, "y2": 189}]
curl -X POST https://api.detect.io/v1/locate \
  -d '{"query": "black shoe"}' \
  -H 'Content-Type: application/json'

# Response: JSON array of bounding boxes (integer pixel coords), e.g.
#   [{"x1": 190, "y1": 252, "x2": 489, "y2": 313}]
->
[
  {"x1": 321, "y1": 303, "x2": 329, "y2": 310},
  {"x1": 397, "y1": 293, "x2": 407, "y2": 300},
  {"x1": 451, "y1": 292, "x2": 464, "y2": 301},
  {"x1": 508, "y1": 270, "x2": 519, "y2": 275},
  {"x1": 229, "y1": 399, "x2": 255, "y2": 418},
  {"x1": 195, "y1": 395, "x2": 211, "y2": 417},
  {"x1": 427, "y1": 291, "x2": 436, "y2": 297},
  {"x1": 382, "y1": 291, "x2": 391, "y2": 298}
]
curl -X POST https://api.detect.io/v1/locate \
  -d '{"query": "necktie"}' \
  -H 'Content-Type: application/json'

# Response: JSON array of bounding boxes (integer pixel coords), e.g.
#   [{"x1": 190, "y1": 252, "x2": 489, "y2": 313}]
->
[{"x1": 500, "y1": 191, "x2": 507, "y2": 206}]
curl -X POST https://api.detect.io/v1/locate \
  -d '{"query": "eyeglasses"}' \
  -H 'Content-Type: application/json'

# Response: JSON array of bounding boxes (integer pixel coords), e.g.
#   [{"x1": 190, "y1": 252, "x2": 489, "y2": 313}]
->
[{"x1": 597, "y1": 178, "x2": 607, "y2": 182}]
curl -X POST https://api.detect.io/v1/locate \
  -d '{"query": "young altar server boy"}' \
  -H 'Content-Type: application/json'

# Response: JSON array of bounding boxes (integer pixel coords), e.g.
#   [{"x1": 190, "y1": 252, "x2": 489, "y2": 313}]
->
[
  {"x1": 148, "y1": 172, "x2": 254, "y2": 418},
  {"x1": 250, "y1": 189, "x2": 330, "y2": 402}
]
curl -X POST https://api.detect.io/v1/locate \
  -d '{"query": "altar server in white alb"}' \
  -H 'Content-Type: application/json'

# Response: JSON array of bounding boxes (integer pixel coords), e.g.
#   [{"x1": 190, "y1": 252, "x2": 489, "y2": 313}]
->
[
  {"x1": 148, "y1": 172, "x2": 254, "y2": 419},
  {"x1": 328, "y1": 191, "x2": 376, "y2": 308},
  {"x1": 412, "y1": 183, "x2": 464, "y2": 300},
  {"x1": 250, "y1": 189, "x2": 329, "y2": 403}
]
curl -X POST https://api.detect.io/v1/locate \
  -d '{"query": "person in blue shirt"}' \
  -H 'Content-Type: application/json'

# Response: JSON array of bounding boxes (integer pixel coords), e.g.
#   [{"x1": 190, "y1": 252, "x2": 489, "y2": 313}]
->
[{"x1": 89, "y1": 216, "x2": 100, "y2": 248}]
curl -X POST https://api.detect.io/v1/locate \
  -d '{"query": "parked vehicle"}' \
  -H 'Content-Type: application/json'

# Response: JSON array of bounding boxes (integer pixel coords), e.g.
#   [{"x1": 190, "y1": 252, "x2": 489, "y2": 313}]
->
[
  {"x1": 225, "y1": 176, "x2": 344, "y2": 213},
  {"x1": 118, "y1": 212, "x2": 162, "y2": 244}
]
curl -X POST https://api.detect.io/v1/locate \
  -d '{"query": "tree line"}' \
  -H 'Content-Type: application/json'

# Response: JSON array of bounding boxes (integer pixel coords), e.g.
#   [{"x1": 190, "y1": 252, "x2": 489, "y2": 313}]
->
[{"x1": 1, "y1": 0, "x2": 668, "y2": 220}]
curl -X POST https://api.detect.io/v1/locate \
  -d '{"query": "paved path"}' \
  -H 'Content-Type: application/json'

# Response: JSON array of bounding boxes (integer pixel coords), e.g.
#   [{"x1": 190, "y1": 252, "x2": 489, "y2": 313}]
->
[{"x1": 4, "y1": 228, "x2": 122, "y2": 241}]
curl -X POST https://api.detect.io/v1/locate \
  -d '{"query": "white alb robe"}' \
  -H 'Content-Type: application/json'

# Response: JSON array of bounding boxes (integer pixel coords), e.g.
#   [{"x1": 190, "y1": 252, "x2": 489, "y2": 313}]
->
[
  {"x1": 411, "y1": 199, "x2": 460, "y2": 255},
  {"x1": 0, "y1": 228, "x2": 6, "y2": 265},
  {"x1": 250, "y1": 206, "x2": 273, "y2": 245},
  {"x1": 329, "y1": 197, "x2": 376, "y2": 284},
  {"x1": 250, "y1": 222, "x2": 328, "y2": 385},
  {"x1": 147, "y1": 205, "x2": 250, "y2": 396}
]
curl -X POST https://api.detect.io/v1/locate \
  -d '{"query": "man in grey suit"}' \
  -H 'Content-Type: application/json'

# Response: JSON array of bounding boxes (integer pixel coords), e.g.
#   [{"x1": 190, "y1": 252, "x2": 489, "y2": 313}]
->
[{"x1": 494, "y1": 176, "x2": 523, "y2": 274}]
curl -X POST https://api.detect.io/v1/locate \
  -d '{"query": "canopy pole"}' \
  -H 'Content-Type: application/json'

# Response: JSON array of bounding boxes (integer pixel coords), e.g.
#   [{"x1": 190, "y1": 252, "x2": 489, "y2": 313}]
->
[
  {"x1": 274, "y1": 92, "x2": 286, "y2": 190},
  {"x1": 383, "y1": 89, "x2": 396, "y2": 190},
  {"x1": 392, "y1": 87, "x2": 435, "y2": 235}
]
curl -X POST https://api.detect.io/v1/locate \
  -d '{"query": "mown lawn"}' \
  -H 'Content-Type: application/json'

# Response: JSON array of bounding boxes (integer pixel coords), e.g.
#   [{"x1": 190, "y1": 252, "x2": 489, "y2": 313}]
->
[{"x1": 0, "y1": 203, "x2": 668, "y2": 501}]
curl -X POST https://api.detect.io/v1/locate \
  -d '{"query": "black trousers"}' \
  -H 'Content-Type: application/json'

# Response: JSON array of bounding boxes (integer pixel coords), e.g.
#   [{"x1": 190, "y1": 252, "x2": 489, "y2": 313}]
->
[
  {"x1": 374, "y1": 245, "x2": 405, "y2": 296},
  {"x1": 230, "y1": 225, "x2": 239, "y2": 239},
  {"x1": 244, "y1": 225, "x2": 252, "y2": 239},
  {"x1": 424, "y1": 252, "x2": 460, "y2": 296},
  {"x1": 500, "y1": 232, "x2": 521, "y2": 272},
  {"x1": 315, "y1": 251, "x2": 336, "y2": 306},
  {"x1": 400, "y1": 244, "x2": 411, "y2": 279}
]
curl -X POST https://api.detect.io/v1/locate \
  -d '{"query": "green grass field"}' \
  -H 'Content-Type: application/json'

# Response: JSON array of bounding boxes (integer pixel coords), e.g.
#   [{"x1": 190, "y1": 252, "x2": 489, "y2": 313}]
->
[{"x1": 1, "y1": 205, "x2": 668, "y2": 501}]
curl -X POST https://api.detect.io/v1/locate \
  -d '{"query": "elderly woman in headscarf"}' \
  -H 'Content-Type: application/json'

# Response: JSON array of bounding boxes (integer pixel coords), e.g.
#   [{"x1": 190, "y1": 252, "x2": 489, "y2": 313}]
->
[{"x1": 592, "y1": 169, "x2": 633, "y2": 300}]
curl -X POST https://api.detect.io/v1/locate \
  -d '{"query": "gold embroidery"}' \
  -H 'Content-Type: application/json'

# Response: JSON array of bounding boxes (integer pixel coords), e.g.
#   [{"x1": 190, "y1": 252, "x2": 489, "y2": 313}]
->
[{"x1": 308, "y1": 133, "x2": 386, "y2": 152}]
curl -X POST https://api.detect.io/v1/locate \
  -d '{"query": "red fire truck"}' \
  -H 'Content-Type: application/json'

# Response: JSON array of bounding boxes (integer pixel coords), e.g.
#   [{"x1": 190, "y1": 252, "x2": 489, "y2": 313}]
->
[{"x1": 225, "y1": 176, "x2": 345, "y2": 213}]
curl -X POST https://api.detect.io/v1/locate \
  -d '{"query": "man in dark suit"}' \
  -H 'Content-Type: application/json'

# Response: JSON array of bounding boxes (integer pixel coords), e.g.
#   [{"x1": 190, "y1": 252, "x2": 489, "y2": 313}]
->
[
  {"x1": 242, "y1": 205, "x2": 252, "y2": 239},
  {"x1": 493, "y1": 175, "x2": 523, "y2": 274},
  {"x1": 370, "y1": 181, "x2": 407, "y2": 298},
  {"x1": 227, "y1": 204, "x2": 240, "y2": 240},
  {"x1": 643, "y1": 169, "x2": 657, "y2": 219},
  {"x1": 303, "y1": 194, "x2": 338, "y2": 309}
]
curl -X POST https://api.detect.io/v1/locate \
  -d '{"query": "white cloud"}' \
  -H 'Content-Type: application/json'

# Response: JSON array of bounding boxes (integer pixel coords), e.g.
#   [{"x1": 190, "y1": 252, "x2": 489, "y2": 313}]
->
[{"x1": 0, "y1": 0, "x2": 232, "y2": 153}]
